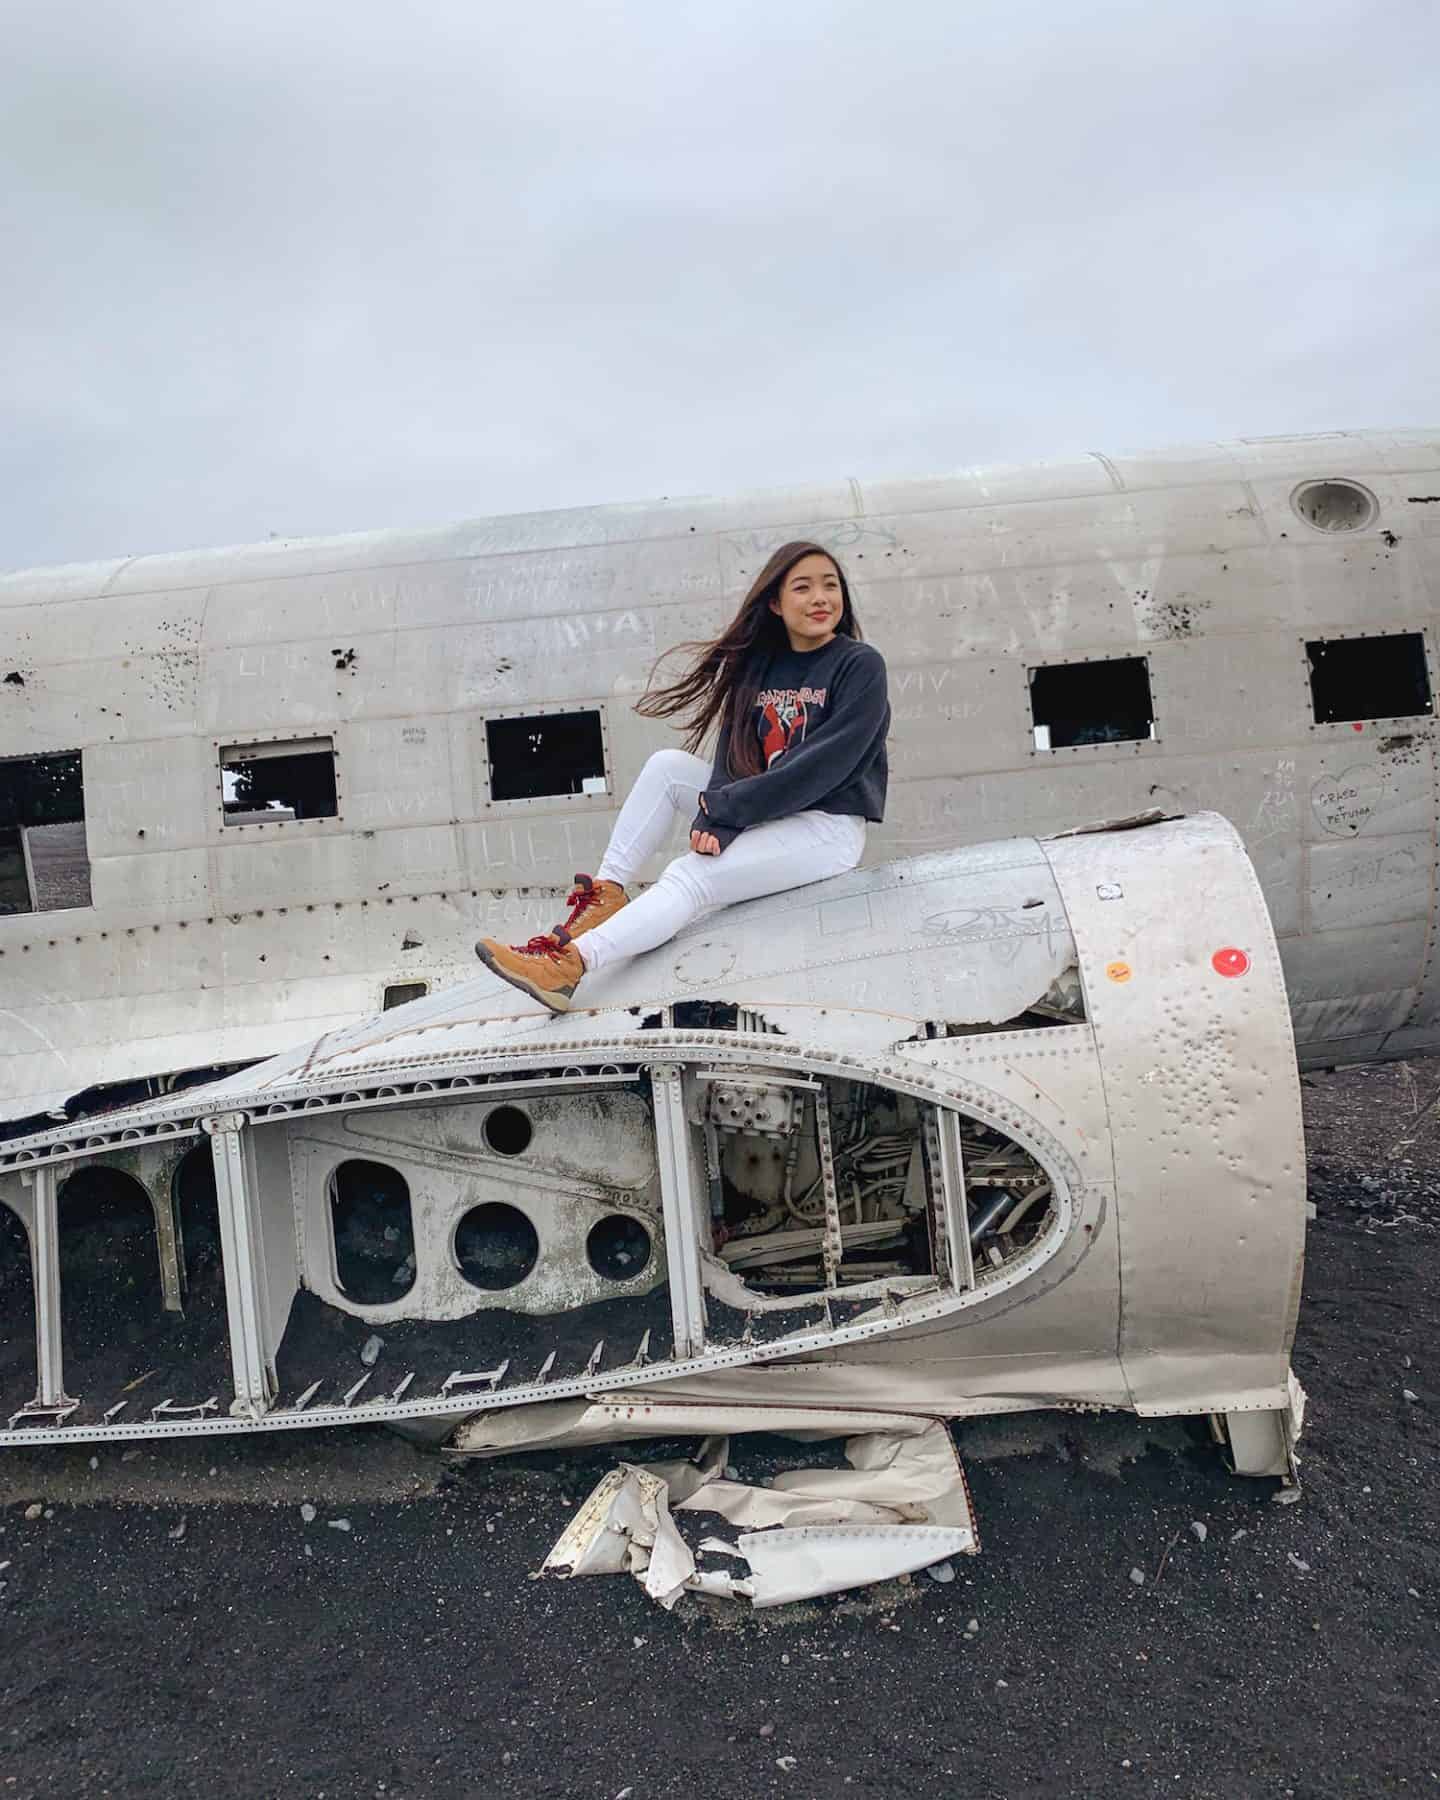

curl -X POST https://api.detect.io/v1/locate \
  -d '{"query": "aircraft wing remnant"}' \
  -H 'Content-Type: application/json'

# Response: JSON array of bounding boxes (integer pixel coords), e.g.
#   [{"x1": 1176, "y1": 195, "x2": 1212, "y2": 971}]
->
[{"x1": 0, "y1": 811, "x2": 1305, "y2": 1525}]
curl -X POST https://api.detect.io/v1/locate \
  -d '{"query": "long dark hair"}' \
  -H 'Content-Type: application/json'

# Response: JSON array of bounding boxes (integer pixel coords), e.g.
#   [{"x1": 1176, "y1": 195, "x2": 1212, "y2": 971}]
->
[{"x1": 636, "y1": 540, "x2": 861, "y2": 778}]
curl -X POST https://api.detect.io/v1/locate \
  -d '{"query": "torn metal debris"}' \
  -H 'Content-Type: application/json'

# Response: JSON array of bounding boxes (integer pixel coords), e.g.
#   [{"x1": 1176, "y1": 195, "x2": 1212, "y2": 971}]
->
[{"x1": 539, "y1": 1420, "x2": 976, "y2": 1609}]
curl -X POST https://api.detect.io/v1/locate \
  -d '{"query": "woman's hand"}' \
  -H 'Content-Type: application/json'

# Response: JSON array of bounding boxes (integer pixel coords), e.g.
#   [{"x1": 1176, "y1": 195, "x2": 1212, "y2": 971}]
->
[{"x1": 690, "y1": 829, "x2": 722, "y2": 855}]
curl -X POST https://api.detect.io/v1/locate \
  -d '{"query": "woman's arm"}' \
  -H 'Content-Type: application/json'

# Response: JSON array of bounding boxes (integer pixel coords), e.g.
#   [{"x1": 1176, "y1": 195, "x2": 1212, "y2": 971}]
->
[
  {"x1": 687, "y1": 714, "x2": 736, "y2": 853},
  {"x1": 690, "y1": 646, "x2": 889, "y2": 849}
]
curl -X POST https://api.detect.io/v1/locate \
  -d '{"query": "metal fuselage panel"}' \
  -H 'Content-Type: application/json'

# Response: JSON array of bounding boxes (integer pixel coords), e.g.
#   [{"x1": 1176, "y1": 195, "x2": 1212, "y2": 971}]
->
[{"x1": 1, "y1": 428, "x2": 1438, "y2": 1119}]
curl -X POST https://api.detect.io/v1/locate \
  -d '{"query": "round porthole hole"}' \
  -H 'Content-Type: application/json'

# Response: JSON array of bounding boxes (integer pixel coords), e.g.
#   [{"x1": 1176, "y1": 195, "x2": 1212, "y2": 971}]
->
[
  {"x1": 483, "y1": 1104, "x2": 533, "y2": 1157},
  {"x1": 586, "y1": 1214, "x2": 653, "y2": 1282},
  {"x1": 455, "y1": 1202, "x2": 538, "y2": 1290},
  {"x1": 1291, "y1": 479, "x2": 1378, "y2": 533}
]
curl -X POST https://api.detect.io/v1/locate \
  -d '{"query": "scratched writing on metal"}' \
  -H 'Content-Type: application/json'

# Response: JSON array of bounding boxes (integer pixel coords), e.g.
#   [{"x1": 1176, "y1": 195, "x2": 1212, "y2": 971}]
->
[
  {"x1": 1251, "y1": 758, "x2": 1298, "y2": 841},
  {"x1": 921, "y1": 903, "x2": 1066, "y2": 966},
  {"x1": 1335, "y1": 846, "x2": 1420, "y2": 891},
  {"x1": 1311, "y1": 765, "x2": 1384, "y2": 837},
  {"x1": 891, "y1": 668, "x2": 954, "y2": 696},
  {"x1": 474, "y1": 565, "x2": 620, "y2": 598},
  {"x1": 726, "y1": 522, "x2": 901, "y2": 561}
]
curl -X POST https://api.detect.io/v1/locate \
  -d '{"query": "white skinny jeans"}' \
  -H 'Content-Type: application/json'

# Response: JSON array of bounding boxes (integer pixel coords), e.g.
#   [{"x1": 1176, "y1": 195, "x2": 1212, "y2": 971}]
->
[{"x1": 580, "y1": 748, "x2": 866, "y2": 977}]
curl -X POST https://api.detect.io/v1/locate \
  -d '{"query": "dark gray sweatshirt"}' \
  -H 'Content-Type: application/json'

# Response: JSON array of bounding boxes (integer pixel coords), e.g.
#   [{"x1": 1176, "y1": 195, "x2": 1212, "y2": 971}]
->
[{"x1": 692, "y1": 636, "x2": 890, "y2": 850}]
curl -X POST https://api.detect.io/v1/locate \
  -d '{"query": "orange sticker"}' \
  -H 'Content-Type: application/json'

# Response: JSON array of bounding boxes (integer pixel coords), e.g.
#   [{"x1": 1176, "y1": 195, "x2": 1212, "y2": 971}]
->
[
  {"x1": 1106, "y1": 960, "x2": 1132, "y2": 983},
  {"x1": 1212, "y1": 946, "x2": 1250, "y2": 978}
]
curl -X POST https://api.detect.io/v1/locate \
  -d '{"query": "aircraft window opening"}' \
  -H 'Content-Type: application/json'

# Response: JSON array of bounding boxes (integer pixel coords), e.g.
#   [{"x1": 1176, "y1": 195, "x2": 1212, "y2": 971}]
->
[
  {"x1": 586, "y1": 1214, "x2": 653, "y2": 1282},
  {"x1": 329, "y1": 1159, "x2": 417, "y2": 1304},
  {"x1": 382, "y1": 981, "x2": 429, "y2": 1010},
  {"x1": 1291, "y1": 479, "x2": 1379, "y2": 533},
  {"x1": 219, "y1": 737, "x2": 338, "y2": 825},
  {"x1": 1028, "y1": 657, "x2": 1155, "y2": 751},
  {"x1": 0, "y1": 750, "x2": 90, "y2": 916},
  {"x1": 454, "y1": 1202, "x2": 540, "y2": 1290},
  {"x1": 483, "y1": 1105, "x2": 533, "y2": 1156},
  {"x1": 1306, "y1": 633, "x2": 1433, "y2": 726},
  {"x1": 485, "y1": 709, "x2": 607, "y2": 803}
]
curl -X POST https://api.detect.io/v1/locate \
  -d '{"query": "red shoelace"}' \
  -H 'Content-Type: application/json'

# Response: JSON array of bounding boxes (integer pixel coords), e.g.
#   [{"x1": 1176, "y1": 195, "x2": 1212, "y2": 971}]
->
[
  {"x1": 560, "y1": 880, "x2": 604, "y2": 930},
  {"x1": 513, "y1": 934, "x2": 569, "y2": 961}
]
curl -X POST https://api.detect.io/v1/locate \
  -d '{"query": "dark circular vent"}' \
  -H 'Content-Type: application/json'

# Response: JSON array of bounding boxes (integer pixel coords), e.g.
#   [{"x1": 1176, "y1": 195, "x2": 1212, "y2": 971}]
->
[
  {"x1": 483, "y1": 1105, "x2": 533, "y2": 1157},
  {"x1": 586, "y1": 1214, "x2": 653, "y2": 1283},
  {"x1": 454, "y1": 1202, "x2": 539, "y2": 1290}
]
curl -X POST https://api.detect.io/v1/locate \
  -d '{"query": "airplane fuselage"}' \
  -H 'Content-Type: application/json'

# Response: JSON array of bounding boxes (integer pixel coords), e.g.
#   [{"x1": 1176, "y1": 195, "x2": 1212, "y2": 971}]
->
[{"x1": 2, "y1": 427, "x2": 1439, "y2": 1125}]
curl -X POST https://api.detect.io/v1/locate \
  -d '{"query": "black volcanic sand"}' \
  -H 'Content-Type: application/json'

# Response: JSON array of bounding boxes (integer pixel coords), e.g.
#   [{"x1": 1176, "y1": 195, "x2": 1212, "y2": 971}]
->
[
  {"x1": 0, "y1": 1059, "x2": 1435, "y2": 1797},
  {"x1": 275, "y1": 1283, "x2": 676, "y2": 1402}
]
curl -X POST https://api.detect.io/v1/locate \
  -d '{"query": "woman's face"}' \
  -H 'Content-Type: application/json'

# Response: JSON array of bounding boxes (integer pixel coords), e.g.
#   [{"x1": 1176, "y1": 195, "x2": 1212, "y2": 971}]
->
[{"x1": 770, "y1": 553, "x2": 843, "y2": 650}]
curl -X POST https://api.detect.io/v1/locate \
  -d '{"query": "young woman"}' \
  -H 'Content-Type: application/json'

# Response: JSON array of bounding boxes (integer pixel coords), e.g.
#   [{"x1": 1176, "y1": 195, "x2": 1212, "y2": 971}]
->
[{"x1": 475, "y1": 540, "x2": 890, "y2": 1012}]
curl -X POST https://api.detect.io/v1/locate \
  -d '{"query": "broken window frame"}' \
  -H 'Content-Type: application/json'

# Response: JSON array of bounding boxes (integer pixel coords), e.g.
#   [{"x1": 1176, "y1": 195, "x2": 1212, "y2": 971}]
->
[
  {"x1": 1025, "y1": 652, "x2": 1160, "y2": 755},
  {"x1": 216, "y1": 734, "x2": 342, "y2": 829},
  {"x1": 328, "y1": 1157, "x2": 417, "y2": 1305},
  {"x1": 1302, "y1": 628, "x2": 1435, "y2": 731},
  {"x1": 0, "y1": 749, "x2": 92, "y2": 917},
  {"x1": 478, "y1": 703, "x2": 613, "y2": 810},
  {"x1": 382, "y1": 981, "x2": 430, "y2": 1011}
]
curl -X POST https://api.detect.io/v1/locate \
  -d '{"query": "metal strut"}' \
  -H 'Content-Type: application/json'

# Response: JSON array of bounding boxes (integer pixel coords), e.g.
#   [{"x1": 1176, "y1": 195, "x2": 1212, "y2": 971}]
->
[
  {"x1": 6, "y1": 1164, "x2": 79, "y2": 1429},
  {"x1": 814, "y1": 1086, "x2": 844, "y2": 1290},
  {"x1": 925, "y1": 1105, "x2": 975, "y2": 1293},
  {"x1": 31, "y1": 1163, "x2": 72, "y2": 1411},
  {"x1": 206, "y1": 1112, "x2": 277, "y2": 1418},
  {"x1": 649, "y1": 1063, "x2": 706, "y2": 1360}
]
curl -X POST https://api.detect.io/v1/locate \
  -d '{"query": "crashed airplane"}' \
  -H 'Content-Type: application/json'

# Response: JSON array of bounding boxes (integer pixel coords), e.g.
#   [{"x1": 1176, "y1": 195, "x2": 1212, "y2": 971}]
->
[
  {"x1": 1, "y1": 429, "x2": 1438, "y2": 1141},
  {"x1": 4, "y1": 425, "x2": 1429, "y2": 1584},
  {"x1": 0, "y1": 813, "x2": 1306, "y2": 1518}
]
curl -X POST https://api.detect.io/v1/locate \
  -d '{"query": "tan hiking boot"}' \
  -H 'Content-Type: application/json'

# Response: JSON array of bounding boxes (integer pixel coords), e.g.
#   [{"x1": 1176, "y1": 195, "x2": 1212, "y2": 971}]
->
[
  {"x1": 475, "y1": 933, "x2": 585, "y2": 1013},
  {"x1": 552, "y1": 873, "x2": 628, "y2": 940}
]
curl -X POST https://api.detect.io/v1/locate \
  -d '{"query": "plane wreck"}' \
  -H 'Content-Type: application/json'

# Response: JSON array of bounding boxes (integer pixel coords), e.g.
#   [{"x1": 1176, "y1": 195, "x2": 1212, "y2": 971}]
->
[
  {"x1": 3, "y1": 430, "x2": 1439, "y2": 1136},
  {"x1": 0, "y1": 810, "x2": 1307, "y2": 1551}
]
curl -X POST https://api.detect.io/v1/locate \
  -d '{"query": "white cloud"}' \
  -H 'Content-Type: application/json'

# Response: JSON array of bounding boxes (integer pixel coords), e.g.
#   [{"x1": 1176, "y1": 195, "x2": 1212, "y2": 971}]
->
[{"x1": 2, "y1": 0, "x2": 1436, "y2": 568}]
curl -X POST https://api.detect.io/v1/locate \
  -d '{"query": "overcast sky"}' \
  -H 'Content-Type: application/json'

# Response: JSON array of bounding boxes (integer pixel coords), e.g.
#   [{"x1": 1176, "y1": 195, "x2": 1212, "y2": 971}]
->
[{"x1": 2, "y1": 0, "x2": 1436, "y2": 572}]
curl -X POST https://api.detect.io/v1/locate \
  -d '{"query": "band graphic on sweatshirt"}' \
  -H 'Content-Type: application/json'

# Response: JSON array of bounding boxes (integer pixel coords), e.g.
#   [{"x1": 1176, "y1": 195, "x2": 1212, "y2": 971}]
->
[{"x1": 757, "y1": 684, "x2": 828, "y2": 769}]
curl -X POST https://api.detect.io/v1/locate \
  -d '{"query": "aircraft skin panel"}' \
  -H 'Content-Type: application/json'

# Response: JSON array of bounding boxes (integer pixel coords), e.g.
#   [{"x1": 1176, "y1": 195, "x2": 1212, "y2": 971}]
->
[
  {"x1": 1098, "y1": 429, "x2": 1440, "y2": 491},
  {"x1": 1306, "y1": 833, "x2": 1433, "y2": 934},
  {"x1": 1304, "y1": 734, "x2": 1436, "y2": 842},
  {"x1": 1279, "y1": 918, "x2": 1428, "y2": 1004},
  {"x1": 1043, "y1": 814, "x2": 1305, "y2": 1412},
  {"x1": 289, "y1": 1098, "x2": 662, "y2": 1327},
  {"x1": 3, "y1": 430, "x2": 1440, "y2": 1124},
  {"x1": 1373, "y1": 1024, "x2": 1440, "y2": 1057},
  {"x1": 1, "y1": 427, "x2": 1434, "y2": 613},
  {"x1": 1290, "y1": 987, "x2": 1417, "y2": 1044}
]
